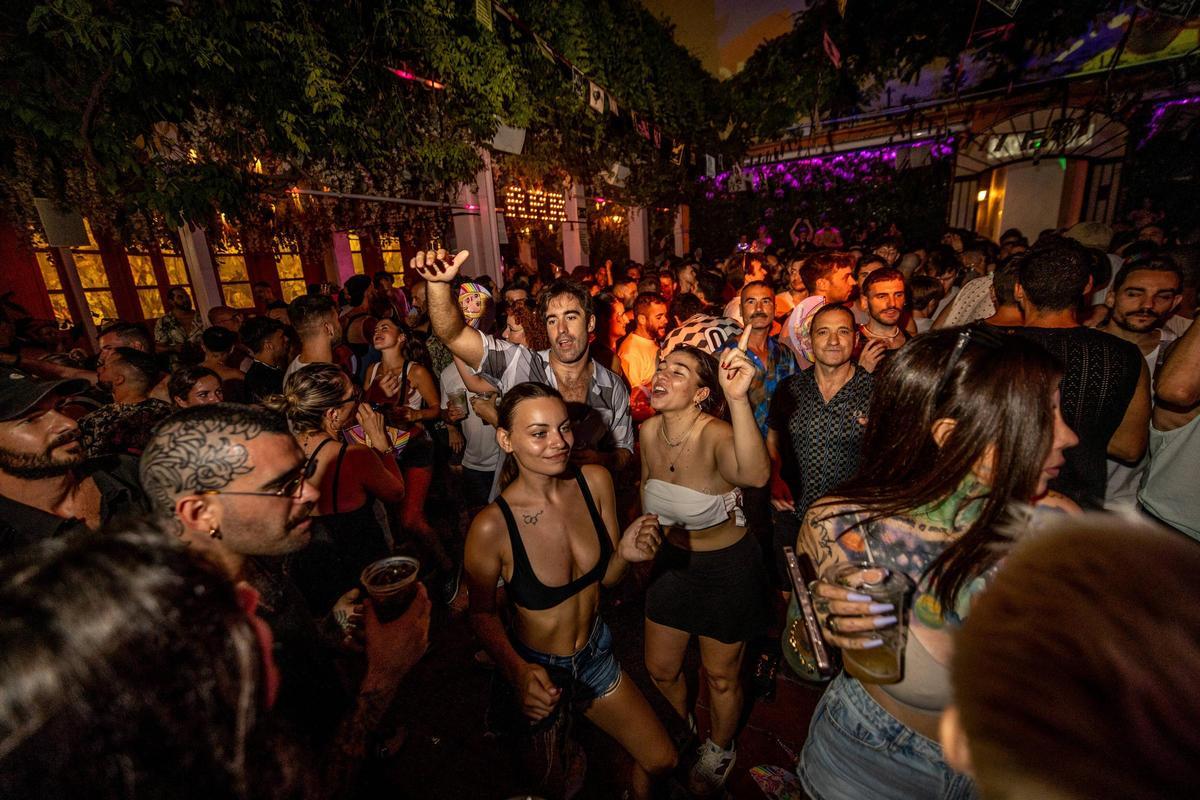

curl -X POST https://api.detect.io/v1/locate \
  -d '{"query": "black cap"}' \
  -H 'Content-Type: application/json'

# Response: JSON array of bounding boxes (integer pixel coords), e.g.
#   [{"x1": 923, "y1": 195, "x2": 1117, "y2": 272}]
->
[{"x1": 0, "y1": 370, "x2": 89, "y2": 421}]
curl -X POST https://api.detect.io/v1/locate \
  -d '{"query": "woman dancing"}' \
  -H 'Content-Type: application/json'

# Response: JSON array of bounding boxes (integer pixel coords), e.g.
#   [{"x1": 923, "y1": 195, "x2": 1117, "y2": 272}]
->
[
  {"x1": 464, "y1": 382, "x2": 677, "y2": 799},
  {"x1": 639, "y1": 329, "x2": 771, "y2": 797}
]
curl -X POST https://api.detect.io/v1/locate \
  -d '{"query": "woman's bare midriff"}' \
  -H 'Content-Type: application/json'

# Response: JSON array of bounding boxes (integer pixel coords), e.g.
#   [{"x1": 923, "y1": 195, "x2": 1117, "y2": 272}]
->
[
  {"x1": 664, "y1": 517, "x2": 747, "y2": 552},
  {"x1": 863, "y1": 681, "x2": 942, "y2": 741},
  {"x1": 511, "y1": 584, "x2": 601, "y2": 656}
]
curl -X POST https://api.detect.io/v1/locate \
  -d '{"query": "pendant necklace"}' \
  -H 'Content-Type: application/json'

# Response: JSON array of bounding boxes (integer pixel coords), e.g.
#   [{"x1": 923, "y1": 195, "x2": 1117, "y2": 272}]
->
[{"x1": 661, "y1": 411, "x2": 702, "y2": 472}]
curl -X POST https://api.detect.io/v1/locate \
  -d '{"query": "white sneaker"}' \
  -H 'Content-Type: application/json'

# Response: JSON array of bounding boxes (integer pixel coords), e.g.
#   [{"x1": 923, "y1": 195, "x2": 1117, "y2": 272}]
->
[{"x1": 687, "y1": 738, "x2": 736, "y2": 797}]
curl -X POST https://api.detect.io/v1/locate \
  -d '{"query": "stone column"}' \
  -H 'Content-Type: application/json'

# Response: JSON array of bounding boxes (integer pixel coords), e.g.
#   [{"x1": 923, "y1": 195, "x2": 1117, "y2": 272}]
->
[
  {"x1": 453, "y1": 150, "x2": 504, "y2": 285},
  {"x1": 328, "y1": 232, "x2": 357, "y2": 284},
  {"x1": 673, "y1": 205, "x2": 690, "y2": 256},
  {"x1": 628, "y1": 206, "x2": 650, "y2": 265},
  {"x1": 561, "y1": 179, "x2": 589, "y2": 270}
]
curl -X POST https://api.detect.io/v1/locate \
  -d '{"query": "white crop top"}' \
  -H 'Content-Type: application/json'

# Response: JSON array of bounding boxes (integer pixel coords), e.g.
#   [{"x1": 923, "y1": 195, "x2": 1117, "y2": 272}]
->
[{"x1": 642, "y1": 479, "x2": 745, "y2": 530}]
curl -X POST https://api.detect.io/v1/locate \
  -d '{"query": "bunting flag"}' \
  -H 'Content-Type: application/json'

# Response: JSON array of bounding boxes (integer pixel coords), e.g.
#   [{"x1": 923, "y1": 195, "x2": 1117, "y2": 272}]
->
[
  {"x1": 837, "y1": 0, "x2": 848, "y2": 16},
  {"x1": 588, "y1": 81, "x2": 605, "y2": 112},
  {"x1": 671, "y1": 141, "x2": 685, "y2": 165},
  {"x1": 823, "y1": 30, "x2": 842, "y2": 69},
  {"x1": 483, "y1": 1, "x2": 701, "y2": 165},
  {"x1": 475, "y1": 0, "x2": 493, "y2": 30},
  {"x1": 705, "y1": 154, "x2": 716, "y2": 177}
]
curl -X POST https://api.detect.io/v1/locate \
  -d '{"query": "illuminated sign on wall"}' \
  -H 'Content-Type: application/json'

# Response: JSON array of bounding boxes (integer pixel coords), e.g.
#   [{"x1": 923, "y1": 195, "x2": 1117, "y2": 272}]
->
[{"x1": 502, "y1": 187, "x2": 566, "y2": 222}]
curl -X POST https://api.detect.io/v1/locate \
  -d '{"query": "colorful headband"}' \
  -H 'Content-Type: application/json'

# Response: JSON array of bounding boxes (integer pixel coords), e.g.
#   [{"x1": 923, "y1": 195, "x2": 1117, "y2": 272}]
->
[{"x1": 458, "y1": 282, "x2": 492, "y2": 299}]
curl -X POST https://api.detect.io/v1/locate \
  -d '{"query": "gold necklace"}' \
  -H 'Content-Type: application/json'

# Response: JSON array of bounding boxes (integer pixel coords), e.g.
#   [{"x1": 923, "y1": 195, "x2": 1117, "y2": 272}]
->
[{"x1": 661, "y1": 412, "x2": 703, "y2": 472}]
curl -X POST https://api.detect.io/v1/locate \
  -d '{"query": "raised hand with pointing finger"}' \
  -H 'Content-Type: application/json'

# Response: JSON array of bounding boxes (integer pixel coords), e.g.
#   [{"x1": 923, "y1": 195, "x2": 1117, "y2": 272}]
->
[{"x1": 719, "y1": 324, "x2": 758, "y2": 403}]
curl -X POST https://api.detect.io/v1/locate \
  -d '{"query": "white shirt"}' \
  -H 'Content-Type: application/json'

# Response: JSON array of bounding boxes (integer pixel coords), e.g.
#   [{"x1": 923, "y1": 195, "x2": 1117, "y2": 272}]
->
[{"x1": 439, "y1": 364, "x2": 501, "y2": 473}]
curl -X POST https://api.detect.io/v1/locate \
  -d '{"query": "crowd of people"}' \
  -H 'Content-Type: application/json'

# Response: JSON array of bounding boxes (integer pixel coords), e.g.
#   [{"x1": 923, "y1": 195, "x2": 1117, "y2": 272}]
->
[{"x1": 0, "y1": 212, "x2": 1198, "y2": 799}]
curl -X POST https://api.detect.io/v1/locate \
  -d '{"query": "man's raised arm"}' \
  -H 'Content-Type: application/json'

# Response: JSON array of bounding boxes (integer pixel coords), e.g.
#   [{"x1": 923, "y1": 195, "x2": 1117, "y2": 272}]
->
[{"x1": 411, "y1": 249, "x2": 484, "y2": 368}]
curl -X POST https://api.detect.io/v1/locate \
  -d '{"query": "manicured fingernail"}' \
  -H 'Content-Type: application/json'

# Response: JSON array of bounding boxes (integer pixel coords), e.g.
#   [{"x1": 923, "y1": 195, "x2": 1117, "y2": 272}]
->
[
  {"x1": 859, "y1": 638, "x2": 885, "y2": 649},
  {"x1": 873, "y1": 615, "x2": 898, "y2": 628},
  {"x1": 846, "y1": 592, "x2": 872, "y2": 602},
  {"x1": 868, "y1": 603, "x2": 894, "y2": 613}
]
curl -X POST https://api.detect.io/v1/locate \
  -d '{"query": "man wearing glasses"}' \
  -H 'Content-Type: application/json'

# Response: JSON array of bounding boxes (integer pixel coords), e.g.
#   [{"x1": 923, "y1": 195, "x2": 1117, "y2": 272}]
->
[
  {"x1": 139, "y1": 404, "x2": 431, "y2": 792},
  {"x1": 0, "y1": 370, "x2": 148, "y2": 553}
]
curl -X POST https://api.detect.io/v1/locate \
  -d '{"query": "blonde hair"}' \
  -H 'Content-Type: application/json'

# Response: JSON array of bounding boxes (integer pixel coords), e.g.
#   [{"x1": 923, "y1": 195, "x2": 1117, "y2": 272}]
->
[{"x1": 263, "y1": 363, "x2": 348, "y2": 433}]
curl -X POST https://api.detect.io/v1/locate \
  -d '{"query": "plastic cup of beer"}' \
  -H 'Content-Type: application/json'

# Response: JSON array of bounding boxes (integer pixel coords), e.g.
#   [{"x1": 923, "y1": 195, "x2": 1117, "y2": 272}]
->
[
  {"x1": 821, "y1": 561, "x2": 916, "y2": 684},
  {"x1": 361, "y1": 556, "x2": 421, "y2": 622},
  {"x1": 448, "y1": 389, "x2": 468, "y2": 416}
]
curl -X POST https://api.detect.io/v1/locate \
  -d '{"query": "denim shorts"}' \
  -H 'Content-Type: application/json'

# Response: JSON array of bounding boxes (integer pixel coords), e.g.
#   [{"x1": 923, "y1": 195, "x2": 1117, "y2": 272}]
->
[
  {"x1": 799, "y1": 673, "x2": 977, "y2": 800},
  {"x1": 511, "y1": 616, "x2": 623, "y2": 706}
]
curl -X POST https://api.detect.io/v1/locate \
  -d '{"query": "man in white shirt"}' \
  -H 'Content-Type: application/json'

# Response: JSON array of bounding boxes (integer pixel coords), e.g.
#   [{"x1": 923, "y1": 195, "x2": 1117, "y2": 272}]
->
[{"x1": 1097, "y1": 257, "x2": 1184, "y2": 510}]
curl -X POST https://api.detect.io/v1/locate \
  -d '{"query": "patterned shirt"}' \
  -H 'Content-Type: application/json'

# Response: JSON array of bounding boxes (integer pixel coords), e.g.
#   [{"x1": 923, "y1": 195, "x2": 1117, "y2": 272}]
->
[
  {"x1": 715, "y1": 335, "x2": 798, "y2": 437},
  {"x1": 154, "y1": 311, "x2": 204, "y2": 370},
  {"x1": 474, "y1": 330, "x2": 633, "y2": 455},
  {"x1": 79, "y1": 399, "x2": 173, "y2": 458},
  {"x1": 769, "y1": 366, "x2": 873, "y2": 519}
]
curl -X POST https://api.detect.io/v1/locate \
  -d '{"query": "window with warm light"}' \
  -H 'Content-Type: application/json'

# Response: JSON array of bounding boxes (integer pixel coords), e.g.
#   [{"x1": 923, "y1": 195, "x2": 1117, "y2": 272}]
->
[
  {"x1": 347, "y1": 233, "x2": 366, "y2": 275},
  {"x1": 379, "y1": 234, "x2": 405, "y2": 279},
  {"x1": 214, "y1": 242, "x2": 253, "y2": 308},
  {"x1": 31, "y1": 233, "x2": 73, "y2": 326},
  {"x1": 70, "y1": 221, "x2": 118, "y2": 326},
  {"x1": 275, "y1": 244, "x2": 307, "y2": 302}
]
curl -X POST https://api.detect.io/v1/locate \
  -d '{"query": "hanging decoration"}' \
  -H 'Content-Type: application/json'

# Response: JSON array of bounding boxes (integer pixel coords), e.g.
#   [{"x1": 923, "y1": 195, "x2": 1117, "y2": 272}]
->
[{"x1": 485, "y1": 1, "x2": 721, "y2": 181}]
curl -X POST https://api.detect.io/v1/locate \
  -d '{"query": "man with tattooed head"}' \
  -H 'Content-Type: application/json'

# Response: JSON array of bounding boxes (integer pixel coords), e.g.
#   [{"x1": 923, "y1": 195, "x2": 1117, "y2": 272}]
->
[
  {"x1": 0, "y1": 370, "x2": 147, "y2": 553},
  {"x1": 140, "y1": 403, "x2": 430, "y2": 797}
]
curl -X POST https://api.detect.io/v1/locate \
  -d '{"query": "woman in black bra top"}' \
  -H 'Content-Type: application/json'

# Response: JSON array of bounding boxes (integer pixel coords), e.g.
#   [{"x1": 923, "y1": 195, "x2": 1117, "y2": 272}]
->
[{"x1": 464, "y1": 382, "x2": 677, "y2": 800}]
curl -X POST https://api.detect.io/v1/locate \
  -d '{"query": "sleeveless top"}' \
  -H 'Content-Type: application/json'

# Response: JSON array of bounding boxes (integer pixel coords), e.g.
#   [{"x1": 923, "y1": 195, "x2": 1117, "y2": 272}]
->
[
  {"x1": 495, "y1": 466, "x2": 613, "y2": 611},
  {"x1": 289, "y1": 437, "x2": 389, "y2": 613},
  {"x1": 1139, "y1": 412, "x2": 1200, "y2": 541},
  {"x1": 642, "y1": 479, "x2": 745, "y2": 529},
  {"x1": 999, "y1": 325, "x2": 1143, "y2": 509}
]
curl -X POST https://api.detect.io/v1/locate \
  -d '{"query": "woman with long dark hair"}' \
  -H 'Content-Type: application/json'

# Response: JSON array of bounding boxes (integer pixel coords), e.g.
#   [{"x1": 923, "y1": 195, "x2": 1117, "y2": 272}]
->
[
  {"x1": 797, "y1": 327, "x2": 1079, "y2": 800},
  {"x1": 463, "y1": 382, "x2": 676, "y2": 799},
  {"x1": 638, "y1": 335, "x2": 771, "y2": 797}
]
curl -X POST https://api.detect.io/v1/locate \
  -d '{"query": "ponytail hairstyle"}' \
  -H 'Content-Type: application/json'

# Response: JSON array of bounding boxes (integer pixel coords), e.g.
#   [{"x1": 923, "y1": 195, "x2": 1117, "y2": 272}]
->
[
  {"x1": 496, "y1": 382, "x2": 566, "y2": 490},
  {"x1": 263, "y1": 363, "x2": 349, "y2": 434},
  {"x1": 672, "y1": 345, "x2": 727, "y2": 420}
]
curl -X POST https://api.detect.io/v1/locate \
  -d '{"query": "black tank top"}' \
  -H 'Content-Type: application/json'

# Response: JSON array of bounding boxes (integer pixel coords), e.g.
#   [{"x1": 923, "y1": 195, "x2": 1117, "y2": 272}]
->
[{"x1": 495, "y1": 466, "x2": 613, "y2": 611}]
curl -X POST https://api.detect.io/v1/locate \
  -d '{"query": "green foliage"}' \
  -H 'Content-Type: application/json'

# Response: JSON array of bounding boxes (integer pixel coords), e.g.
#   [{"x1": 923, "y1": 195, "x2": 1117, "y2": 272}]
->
[
  {"x1": 0, "y1": 0, "x2": 725, "y2": 246},
  {"x1": 729, "y1": 1, "x2": 1127, "y2": 142}
]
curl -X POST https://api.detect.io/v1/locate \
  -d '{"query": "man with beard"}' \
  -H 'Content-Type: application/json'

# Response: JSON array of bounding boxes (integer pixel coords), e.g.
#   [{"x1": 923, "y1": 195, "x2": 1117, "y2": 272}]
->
[
  {"x1": 139, "y1": 404, "x2": 431, "y2": 794},
  {"x1": 1096, "y1": 257, "x2": 1184, "y2": 510},
  {"x1": 0, "y1": 371, "x2": 147, "y2": 552},
  {"x1": 285, "y1": 294, "x2": 342, "y2": 381},
  {"x1": 153, "y1": 286, "x2": 204, "y2": 368},
  {"x1": 618, "y1": 292, "x2": 669, "y2": 394},
  {"x1": 853, "y1": 267, "x2": 910, "y2": 374},
  {"x1": 412, "y1": 250, "x2": 632, "y2": 499},
  {"x1": 79, "y1": 347, "x2": 171, "y2": 458},
  {"x1": 781, "y1": 251, "x2": 859, "y2": 368}
]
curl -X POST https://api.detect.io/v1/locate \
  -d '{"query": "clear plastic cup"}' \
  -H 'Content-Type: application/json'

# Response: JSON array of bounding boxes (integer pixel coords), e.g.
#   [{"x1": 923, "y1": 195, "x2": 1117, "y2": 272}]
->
[
  {"x1": 821, "y1": 561, "x2": 916, "y2": 684},
  {"x1": 361, "y1": 556, "x2": 421, "y2": 622}
]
